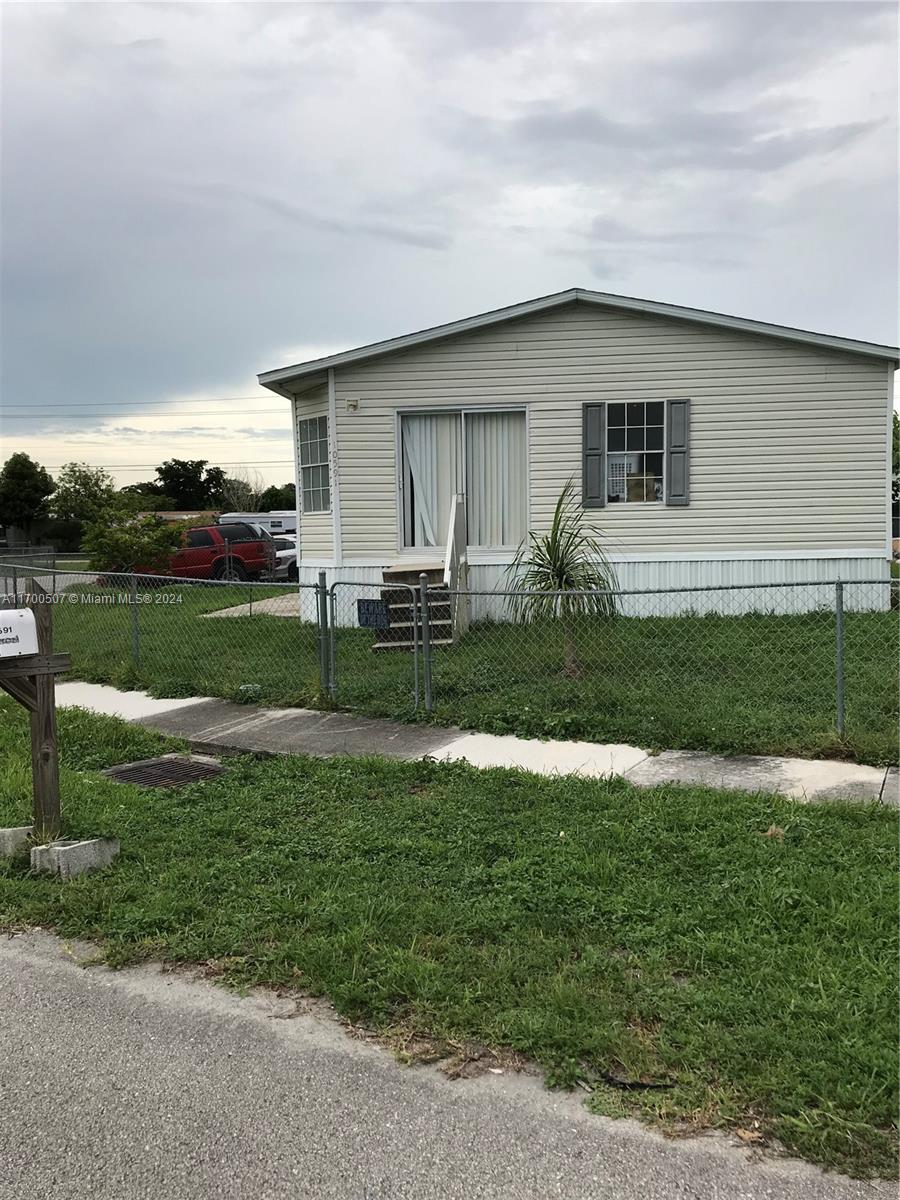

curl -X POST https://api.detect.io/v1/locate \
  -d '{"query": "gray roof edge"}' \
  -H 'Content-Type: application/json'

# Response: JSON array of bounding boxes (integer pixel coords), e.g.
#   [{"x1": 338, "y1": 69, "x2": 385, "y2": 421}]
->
[{"x1": 258, "y1": 287, "x2": 899, "y2": 391}]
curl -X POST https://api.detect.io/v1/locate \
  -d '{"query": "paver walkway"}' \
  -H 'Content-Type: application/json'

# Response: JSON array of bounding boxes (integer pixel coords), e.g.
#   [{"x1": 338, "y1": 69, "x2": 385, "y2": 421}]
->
[{"x1": 54, "y1": 681, "x2": 898, "y2": 804}]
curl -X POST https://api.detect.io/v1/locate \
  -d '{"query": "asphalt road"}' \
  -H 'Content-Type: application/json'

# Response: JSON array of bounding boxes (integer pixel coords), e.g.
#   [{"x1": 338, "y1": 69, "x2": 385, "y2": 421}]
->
[{"x1": 0, "y1": 932, "x2": 890, "y2": 1200}]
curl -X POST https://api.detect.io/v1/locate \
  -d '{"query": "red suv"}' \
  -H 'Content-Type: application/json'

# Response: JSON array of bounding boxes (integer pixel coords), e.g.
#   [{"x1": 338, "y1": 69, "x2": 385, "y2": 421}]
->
[{"x1": 166, "y1": 523, "x2": 275, "y2": 581}]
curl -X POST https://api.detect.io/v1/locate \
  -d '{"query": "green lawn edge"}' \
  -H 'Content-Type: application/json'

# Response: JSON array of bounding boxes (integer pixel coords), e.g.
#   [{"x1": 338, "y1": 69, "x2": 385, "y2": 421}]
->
[{"x1": 2, "y1": 703, "x2": 897, "y2": 1176}]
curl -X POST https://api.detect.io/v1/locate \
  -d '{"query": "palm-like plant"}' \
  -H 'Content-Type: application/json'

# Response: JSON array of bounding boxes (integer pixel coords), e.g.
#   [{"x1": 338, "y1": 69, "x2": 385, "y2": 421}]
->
[{"x1": 506, "y1": 481, "x2": 617, "y2": 677}]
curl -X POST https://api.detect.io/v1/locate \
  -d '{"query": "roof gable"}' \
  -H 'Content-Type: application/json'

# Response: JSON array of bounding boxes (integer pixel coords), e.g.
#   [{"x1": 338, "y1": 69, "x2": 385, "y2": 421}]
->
[{"x1": 258, "y1": 288, "x2": 898, "y2": 394}]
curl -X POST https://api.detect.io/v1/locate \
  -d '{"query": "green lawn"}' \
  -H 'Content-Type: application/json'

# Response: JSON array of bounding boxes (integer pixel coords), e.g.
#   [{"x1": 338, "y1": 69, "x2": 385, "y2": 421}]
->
[
  {"x1": 0, "y1": 702, "x2": 896, "y2": 1177},
  {"x1": 49, "y1": 580, "x2": 899, "y2": 765}
]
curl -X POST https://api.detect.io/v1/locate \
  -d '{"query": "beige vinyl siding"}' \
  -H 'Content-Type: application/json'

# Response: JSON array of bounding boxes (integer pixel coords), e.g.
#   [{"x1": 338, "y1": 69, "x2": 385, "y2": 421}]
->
[
  {"x1": 331, "y1": 302, "x2": 889, "y2": 559},
  {"x1": 294, "y1": 384, "x2": 332, "y2": 559}
]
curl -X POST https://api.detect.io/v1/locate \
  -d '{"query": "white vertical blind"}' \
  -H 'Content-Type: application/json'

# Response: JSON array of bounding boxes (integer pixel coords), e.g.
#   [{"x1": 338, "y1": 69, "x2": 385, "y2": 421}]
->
[
  {"x1": 402, "y1": 410, "x2": 526, "y2": 549},
  {"x1": 465, "y1": 411, "x2": 526, "y2": 548},
  {"x1": 401, "y1": 413, "x2": 462, "y2": 547}
]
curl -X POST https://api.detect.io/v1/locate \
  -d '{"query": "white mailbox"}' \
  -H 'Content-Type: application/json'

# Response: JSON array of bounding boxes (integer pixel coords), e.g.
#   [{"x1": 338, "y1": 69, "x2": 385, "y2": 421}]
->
[{"x1": 0, "y1": 609, "x2": 39, "y2": 658}]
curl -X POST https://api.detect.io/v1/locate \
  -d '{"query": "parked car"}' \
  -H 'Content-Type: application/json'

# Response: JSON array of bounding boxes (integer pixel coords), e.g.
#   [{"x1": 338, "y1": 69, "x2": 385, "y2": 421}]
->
[
  {"x1": 241, "y1": 521, "x2": 275, "y2": 543},
  {"x1": 270, "y1": 535, "x2": 298, "y2": 582},
  {"x1": 161, "y1": 523, "x2": 275, "y2": 581}
]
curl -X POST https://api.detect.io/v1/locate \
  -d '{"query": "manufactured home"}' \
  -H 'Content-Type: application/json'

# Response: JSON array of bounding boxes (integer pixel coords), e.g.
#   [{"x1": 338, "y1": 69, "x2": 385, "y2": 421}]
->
[{"x1": 258, "y1": 289, "x2": 897, "y2": 616}]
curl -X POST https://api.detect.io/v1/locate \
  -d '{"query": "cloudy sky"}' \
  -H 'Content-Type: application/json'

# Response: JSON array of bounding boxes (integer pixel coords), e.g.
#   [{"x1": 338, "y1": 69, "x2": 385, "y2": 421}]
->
[{"x1": 1, "y1": 1, "x2": 897, "y2": 487}]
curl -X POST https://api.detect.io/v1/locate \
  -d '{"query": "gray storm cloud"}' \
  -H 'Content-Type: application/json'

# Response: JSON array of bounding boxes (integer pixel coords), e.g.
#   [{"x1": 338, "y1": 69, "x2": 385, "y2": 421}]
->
[{"x1": 1, "y1": 1, "x2": 896, "y2": 482}]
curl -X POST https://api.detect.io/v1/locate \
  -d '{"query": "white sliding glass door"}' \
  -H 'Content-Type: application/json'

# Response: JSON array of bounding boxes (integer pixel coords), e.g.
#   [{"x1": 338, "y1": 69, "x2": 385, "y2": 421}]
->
[
  {"x1": 465, "y1": 411, "x2": 526, "y2": 548},
  {"x1": 401, "y1": 412, "x2": 463, "y2": 548},
  {"x1": 400, "y1": 409, "x2": 526, "y2": 551}
]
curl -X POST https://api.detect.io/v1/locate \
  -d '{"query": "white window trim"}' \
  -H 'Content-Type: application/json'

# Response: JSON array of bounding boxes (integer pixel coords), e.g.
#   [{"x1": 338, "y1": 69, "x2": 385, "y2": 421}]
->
[
  {"x1": 327, "y1": 368, "x2": 342, "y2": 567},
  {"x1": 394, "y1": 405, "x2": 530, "y2": 556},
  {"x1": 605, "y1": 401, "x2": 666, "y2": 506},
  {"x1": 297, "y1": 412, "x2": 331, "y2": 516}
]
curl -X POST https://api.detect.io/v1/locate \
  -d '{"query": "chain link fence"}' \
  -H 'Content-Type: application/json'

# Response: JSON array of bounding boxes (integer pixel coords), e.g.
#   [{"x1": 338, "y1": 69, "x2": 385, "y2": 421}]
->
[
  {"x1": 1, "y1": 562, "x2": 896, "y2": 763},
  {"x1": 2, "y1": 565, "x2": 321, "y2": 709},
  {"x1": 0, "y1": 548, "x2": 88, "y2": 574},
  {"x1": 426, "y1": 579, "x2": 897, "y2": 764}
]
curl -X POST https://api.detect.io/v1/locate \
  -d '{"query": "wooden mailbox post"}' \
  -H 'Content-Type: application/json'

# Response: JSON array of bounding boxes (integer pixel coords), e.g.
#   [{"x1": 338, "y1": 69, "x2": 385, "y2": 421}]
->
[{"x1": 0, "y1": 579, "x2": 70, "y2": 841}]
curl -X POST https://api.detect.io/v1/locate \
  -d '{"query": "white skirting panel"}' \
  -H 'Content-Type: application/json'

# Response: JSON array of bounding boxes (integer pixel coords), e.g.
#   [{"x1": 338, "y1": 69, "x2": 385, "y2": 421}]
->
[
  {"x1": 296, "y1": 557, "x2": 892, "y2": 624},
  {"x1": 463, "y1": 557, "x2": 892, "y2": 618}
]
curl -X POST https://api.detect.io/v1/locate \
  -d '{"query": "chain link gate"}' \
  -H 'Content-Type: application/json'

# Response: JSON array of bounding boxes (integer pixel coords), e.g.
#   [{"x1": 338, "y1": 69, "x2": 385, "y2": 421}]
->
[{"x1": 325, "y1": 578, "x2": 421, "y2": 715}]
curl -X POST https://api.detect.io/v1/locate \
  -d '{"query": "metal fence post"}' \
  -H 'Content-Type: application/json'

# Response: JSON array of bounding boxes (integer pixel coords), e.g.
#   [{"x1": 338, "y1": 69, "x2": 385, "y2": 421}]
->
[
  {"x1": 316, "y1": 570, "x2": 330, "y2": 698},
  {"x1": 419, "y1": 573, "x2": 433, "y2": 713},
  {"x1": 409, "y1": 583, "x2": 420, "y2": 710},
  {"x1": 11, "y1": 565, "x2": 17, "y2": 605},
  {"x1": 834, "y1": 580, "x2": 845, "y2": 737},
  {"x1": 130, "y1": 573, "x2": 141, "y2": 668},
  {"x1": 327, "y1": 587, "x2": 338, "y2": 699}
]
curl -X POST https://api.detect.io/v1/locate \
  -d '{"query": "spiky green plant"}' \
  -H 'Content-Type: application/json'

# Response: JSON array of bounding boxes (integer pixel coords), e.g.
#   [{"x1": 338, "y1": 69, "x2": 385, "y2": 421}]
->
[{"x1": 506, "y1": 481, "x2": 617, "y2": 677}]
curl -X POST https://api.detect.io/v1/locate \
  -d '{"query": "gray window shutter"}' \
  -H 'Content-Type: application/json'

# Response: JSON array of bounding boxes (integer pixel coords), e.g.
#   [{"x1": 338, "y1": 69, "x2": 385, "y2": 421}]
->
[
  {"x1": 665, "y1": 399, "x2": 690, "y2": 506},
  {"x1": 582, "y1": 403, "x2": 606, "y2": 508}
]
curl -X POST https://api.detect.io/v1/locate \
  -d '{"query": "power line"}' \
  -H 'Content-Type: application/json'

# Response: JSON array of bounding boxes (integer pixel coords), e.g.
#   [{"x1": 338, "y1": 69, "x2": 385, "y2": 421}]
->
[
  {"x1": 36, "y1": 459, "x2": 297, "y2": 470},
  {"x1": 1, "y1": 410, "x2": 290, "y2": 419},
  {"x1": 3, "y1": 396, "x2": 278, "y2": 409}
]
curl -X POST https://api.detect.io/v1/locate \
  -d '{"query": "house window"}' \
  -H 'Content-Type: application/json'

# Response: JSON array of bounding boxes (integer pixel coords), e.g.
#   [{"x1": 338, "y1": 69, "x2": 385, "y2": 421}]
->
[
  {"x1": 606, "y1": 402, "x2": 664, "y2": 503},
  {"x1": 298, "y1": 415, "x2": 330, "y2": 513}
]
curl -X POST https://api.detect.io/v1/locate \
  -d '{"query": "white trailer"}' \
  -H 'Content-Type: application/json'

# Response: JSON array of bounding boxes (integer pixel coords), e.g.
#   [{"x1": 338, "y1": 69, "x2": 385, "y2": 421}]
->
[{"x1": 218, "y1": 510, "x2": 297, "y2": 535}]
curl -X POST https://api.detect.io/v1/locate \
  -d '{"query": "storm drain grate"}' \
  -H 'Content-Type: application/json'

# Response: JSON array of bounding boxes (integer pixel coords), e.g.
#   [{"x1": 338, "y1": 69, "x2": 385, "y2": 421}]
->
[{"x1": 103, "y1": 753, "x2": 225, "y2": 789}]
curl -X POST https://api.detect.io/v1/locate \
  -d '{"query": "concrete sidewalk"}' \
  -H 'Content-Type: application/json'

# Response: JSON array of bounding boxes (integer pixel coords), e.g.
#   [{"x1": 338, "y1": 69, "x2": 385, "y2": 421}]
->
[{"x1": 55, "y1": 681, "x2": 898, "y2": 805}]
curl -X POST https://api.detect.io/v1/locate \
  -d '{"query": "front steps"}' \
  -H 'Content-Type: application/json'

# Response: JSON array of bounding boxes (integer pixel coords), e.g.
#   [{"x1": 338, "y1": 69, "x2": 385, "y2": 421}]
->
[{"x1": 372, "y1": 565, "x2": 454, "y2": 651}]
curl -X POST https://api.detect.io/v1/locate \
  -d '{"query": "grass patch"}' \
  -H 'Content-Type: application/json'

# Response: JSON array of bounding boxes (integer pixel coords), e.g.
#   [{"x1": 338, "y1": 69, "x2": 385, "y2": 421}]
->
[
  {"x1": 50, "y1": 581, "x2": 898, "y2": 764},
  {"x1": 0, "y1": 701, "x2": 896, "y2": 1177}
]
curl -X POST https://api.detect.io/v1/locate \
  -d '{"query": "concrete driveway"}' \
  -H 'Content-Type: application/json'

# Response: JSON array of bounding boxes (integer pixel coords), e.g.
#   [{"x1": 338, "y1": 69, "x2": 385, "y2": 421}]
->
[{"x1": 0, "y1": 932, "x2": 890, "y2": 1200}]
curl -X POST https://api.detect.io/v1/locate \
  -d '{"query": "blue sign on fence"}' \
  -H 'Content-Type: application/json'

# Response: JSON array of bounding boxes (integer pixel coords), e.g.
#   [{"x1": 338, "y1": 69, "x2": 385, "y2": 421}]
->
[{"x1": 357, "y1": 599, "x2": 390, "y2": 629}]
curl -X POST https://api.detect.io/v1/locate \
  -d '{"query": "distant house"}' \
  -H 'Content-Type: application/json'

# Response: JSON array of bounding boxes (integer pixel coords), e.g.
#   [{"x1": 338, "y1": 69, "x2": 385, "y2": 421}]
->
[{"x1": 258, "y1": 288, "x2": 897, "y2": 605}]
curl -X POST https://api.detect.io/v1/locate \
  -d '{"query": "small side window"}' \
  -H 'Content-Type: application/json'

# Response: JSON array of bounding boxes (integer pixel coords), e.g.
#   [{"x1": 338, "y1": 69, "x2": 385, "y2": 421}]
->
[
  {"x1": 218, "y1": 523, "x2": 255, "y2": 543},
  {"x1": 298, "y1": 415, "x2": 330, "y2": 512},
  {"x1": 185, "y1": 529, "x2": 214, "y2": 548}
]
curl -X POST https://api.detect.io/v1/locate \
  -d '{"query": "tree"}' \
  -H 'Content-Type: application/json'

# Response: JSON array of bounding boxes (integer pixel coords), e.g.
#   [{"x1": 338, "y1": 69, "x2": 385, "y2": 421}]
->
[
  {"x1": 82, "y1": 506, "x2": 187, "y2": 573},
  {"x1": 0, "y1": 453, "x2": 54, "y2": 537},
  {"x1": 217, "y1": 467, "x2": 265, "y2": 512},
  {"x1": 120, "y1": 480, "x2": 164, "y2": 498},
  {"x1": 51, "y1": 462, "x2": 116, "y2": 525},
  {"x1": 258, "y1": 483, "x2": 296, "y2": 511},
  {"x1": 154, "y1": 459, "x2": 226, "y2": 509},
  {"x1": 506, "y1": 481, "x2": 617, "y2": 677},
  {"x1": 204, "y1": 466, "x2": 228, "y2": 504},
  {"x1": 118, "y1": 485, "x2": 178, "y2": 513}
]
